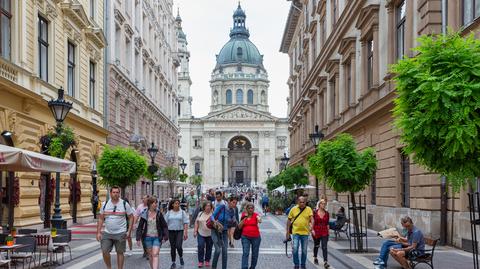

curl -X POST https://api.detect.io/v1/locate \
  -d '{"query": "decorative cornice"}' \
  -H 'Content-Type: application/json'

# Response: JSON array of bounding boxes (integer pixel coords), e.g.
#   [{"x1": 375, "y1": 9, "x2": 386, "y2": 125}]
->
[
  {"x1": 114, "y1": 8, "x2": 125, "y2": 25},
  {"x1": 59, "y1": 0, "x2": 90, "y2": 29},
  {"x1": 355, "y1": 4, "x2": 380, "y2": 41}
]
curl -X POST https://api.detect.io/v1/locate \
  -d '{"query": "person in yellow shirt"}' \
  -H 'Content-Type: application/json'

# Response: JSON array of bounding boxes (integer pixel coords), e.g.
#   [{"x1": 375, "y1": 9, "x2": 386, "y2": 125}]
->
[{"x1": 286, "y1": 196, "x2": 313, "y2": 269}]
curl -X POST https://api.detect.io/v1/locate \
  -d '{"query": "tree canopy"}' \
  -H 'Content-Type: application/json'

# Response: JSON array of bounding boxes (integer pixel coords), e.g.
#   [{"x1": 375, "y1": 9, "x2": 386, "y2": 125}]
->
[
  {"x1": 162, "y1": 165, "x2": 180, "y2": 198},
  {"x1": 308, "y1": 133, "x2": 377, "y2": 193},
  {"x1": 391, "y1": 32, "x2": 480, "y2": 191},
  {"x1": 97, "y1": 146, "x2": 147, "y2": 193},
  {"x1": 265, "y1": 165, "x2": 309, "y2": 192},
  {"x1": 189, "y1": 175, "x2": 202, "y2": 186}
]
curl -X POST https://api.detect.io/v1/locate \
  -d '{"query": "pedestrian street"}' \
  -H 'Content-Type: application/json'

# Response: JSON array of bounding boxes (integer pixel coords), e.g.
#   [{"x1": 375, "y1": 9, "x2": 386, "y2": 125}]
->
[{"x1": 57, "y1": 209, "x2": 346, "y2": 269}]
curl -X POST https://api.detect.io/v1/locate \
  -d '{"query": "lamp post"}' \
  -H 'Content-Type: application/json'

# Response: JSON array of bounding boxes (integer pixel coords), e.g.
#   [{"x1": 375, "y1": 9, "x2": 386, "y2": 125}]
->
[
  {"x1": 147, "y1": 142, "x2": 159, "y2": 196},
  {"x1": 280, "y1": 153, "x2": 290, "y2": 197},
  {"x1": 195, "y1": 170, "x2": 202, "y2": 198},
  {"x1": 179, "y1": 160, "x2": 187, "y2": 199},
  {"x1": 309, "y1": 125, "x2": 324, "y2": 200},
  {"x1": 266, "y1": 168, "x2": 272, "y2": 179},
  {"x1": 48, "y1": 87, "x2": 72, "y2": 229}
]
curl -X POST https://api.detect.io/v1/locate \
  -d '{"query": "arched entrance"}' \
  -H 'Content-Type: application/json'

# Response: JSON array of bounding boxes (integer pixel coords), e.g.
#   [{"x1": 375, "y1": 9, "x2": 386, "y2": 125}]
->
[
  {"x1": 0, "y1": 131, "x2": 14, "y2": 228},
  {"x1": 228, "y1": 136, "x2": 252, "y2": 187}
]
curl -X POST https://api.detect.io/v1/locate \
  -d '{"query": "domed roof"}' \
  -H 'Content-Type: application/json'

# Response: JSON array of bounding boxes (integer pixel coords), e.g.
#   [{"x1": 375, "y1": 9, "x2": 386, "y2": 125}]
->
[
  {"x1": 217, "y1": 38, "x2": 263, "y2": 66},
  {"x1": 215, "y1": 3, "x2": 263, "y2": 67}
]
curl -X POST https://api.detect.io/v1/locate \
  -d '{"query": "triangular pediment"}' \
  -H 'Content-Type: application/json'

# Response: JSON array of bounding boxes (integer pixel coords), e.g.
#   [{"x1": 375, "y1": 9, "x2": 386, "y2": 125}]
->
[{"x1": 202, "y1": 106, "x2": 277, "y2": 121}]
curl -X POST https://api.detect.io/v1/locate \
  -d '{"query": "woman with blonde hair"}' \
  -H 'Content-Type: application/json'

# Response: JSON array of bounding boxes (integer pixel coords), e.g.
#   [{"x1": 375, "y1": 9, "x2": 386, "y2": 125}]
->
[{"x1": 312, "y1": 199, "x2": 330, "y2": 268}]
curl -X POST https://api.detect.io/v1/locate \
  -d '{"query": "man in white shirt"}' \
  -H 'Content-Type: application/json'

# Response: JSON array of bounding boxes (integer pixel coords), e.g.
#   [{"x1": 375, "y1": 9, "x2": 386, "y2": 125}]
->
[{"x1": 96, "y1": 186, "x2": 134, "y2": 269}]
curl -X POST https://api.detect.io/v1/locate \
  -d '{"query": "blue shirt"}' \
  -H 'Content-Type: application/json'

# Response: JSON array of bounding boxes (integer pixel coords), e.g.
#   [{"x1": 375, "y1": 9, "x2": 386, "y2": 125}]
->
[
  {"x1": 211, "y1": 204, "x2": 237, "y2": 231},
  {"x1": 407, "y1": 226, "x2": 425, "y2": 254}
]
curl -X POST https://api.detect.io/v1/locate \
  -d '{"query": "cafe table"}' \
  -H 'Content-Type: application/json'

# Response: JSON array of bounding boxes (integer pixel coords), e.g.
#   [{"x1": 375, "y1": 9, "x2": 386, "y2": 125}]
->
[{"x1": 0, "y1": 244, "x2": 26, "y2": 259}]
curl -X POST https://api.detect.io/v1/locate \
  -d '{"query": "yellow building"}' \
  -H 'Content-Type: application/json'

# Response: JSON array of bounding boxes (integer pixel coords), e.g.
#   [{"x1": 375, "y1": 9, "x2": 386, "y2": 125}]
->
[{"x1": 0, "y1": 0, "x2": 107, "y2": 228}]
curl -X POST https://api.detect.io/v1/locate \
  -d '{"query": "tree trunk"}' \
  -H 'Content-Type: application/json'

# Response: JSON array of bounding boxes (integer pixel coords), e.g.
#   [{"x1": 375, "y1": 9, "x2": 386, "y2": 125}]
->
[
  {"x1": 169, "y1": 182, "x2": 175, "y2": 198},
  {"x1": 350, "y1": 192, "x2": 363, "y2": 251},
  {"x1": 121, "y1": 186, "x2": 126, "y2": 200}
]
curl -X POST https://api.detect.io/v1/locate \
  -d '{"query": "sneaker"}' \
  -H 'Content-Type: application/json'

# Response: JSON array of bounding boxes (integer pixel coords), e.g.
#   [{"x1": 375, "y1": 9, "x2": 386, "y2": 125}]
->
[
  {"x1": 198, "y1": 262, "x2": 204, "y2": 268},
  {"x1": 180, "y1": 257, "x2": 185, "y2": 266},
  {"x1": 324, "y1": 261, "x2": 330, "y2": 268},
  {"x1": 170, "y1": 262, "x2": 176, "y2": 269},
  {"x1": 314, "y1": 258, "x2": 318, "y2": 265},
  {"x1": 126, "y1": 250, "x2": 133, "y2": 256},
  {"x1": 205, "y1": 261, "x2": 210, "y2": 267},
  {"x1": 229, "y1": 242, "x2": 234, "y2": 248}
]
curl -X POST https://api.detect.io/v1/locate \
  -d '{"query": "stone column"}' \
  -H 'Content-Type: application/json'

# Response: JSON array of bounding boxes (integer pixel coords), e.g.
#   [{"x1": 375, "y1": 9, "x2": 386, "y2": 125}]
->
[
  {"x1": 224, "y1": 155, "x2": 229, "y2": 186},
  {"x1": 251, "y1": 155, "x2": 255, "y2": 186}
]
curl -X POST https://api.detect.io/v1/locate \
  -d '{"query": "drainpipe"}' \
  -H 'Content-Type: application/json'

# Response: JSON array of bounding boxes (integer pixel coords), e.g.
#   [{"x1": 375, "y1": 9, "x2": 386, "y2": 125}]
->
[
  {"x1": 103, "y1": 0, "x2": 110, "y2": 131},
  {"x1": 440, "y1": 0, "x2": 448, "y2": 246}
]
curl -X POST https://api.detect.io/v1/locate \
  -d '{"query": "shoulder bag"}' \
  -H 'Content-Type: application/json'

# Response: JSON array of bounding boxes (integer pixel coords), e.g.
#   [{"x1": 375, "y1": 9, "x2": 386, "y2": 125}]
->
[{"x1": 289, "y1": 206, "x2": 307, "y2": 235}]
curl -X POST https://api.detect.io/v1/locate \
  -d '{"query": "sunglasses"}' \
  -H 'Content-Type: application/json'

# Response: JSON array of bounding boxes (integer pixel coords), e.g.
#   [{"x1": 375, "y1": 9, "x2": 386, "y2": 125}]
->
[{"x1": 113, "y1": 206, "x2": 117, "y2": 213}]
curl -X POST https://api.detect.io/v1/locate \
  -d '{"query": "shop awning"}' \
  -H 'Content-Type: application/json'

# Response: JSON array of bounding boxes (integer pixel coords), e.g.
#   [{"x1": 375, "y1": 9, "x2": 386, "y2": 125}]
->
[
  {"x1": 154, "y1": 180, "x2": 188, "y2": 186},
  {"x1": 0, "y1": 144, "x2": 76, "y2": 173}
]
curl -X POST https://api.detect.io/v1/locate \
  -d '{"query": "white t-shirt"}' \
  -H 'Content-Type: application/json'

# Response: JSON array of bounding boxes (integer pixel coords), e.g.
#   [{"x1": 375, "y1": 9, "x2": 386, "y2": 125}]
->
[{"x1": 100, "y1": 199, "x2": 134, "y2": 234}]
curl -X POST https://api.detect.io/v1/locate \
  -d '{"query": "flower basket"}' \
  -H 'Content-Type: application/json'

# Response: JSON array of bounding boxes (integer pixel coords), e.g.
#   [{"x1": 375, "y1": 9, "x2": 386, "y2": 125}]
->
[{"x1": 5, "y1": 235, "x2": 13, "y2": 246}]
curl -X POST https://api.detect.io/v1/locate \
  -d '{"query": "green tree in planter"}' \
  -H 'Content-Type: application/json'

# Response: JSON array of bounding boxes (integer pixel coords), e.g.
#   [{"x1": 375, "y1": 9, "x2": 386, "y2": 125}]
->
[
  {"x1": 308, "y1": 133, "x2": 377, "y2": 251},
  {"x1": 391, "y1": 32, "x2": 480, "y2": 191},
  {"x1": 189, "y1": 174, "x2": 202, "y2": 186},
  {"x1": 97, "y1": 146, "x2": 147, "y2": 198},
  {"x1": 282, "y1": 165, "x2": 309, "y2": 190},
  {"x1": 162, "y1": 166, "x2": 180, "y2": 198}
]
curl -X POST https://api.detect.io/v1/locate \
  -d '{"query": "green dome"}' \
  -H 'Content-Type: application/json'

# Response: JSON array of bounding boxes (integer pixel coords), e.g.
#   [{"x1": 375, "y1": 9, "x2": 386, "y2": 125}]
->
[{"x1": 216, "y1": 38, "x2": 263, "y2": 66}]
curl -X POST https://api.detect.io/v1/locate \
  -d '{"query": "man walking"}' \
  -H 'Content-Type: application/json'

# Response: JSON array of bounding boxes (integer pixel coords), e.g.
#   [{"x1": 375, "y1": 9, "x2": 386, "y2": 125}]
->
[
  {"x1": 211, "y1": 196, "x2": 238, "y2": 269},
  {"x1": 96, "y1": 186, "x2": 134, "y2": 269},
  {"x1": 186, "y1": 190, "x2": 198, "y2": 228},
  {"x1": 286, "y1": 196, "x2": 313, "y2": 269}
]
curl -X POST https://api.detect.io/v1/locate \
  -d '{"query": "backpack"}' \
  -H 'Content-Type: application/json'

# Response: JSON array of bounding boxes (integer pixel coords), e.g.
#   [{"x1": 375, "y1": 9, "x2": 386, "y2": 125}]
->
[{"x1": 103, "y1": 199, "x2": 129, "y2": 223}]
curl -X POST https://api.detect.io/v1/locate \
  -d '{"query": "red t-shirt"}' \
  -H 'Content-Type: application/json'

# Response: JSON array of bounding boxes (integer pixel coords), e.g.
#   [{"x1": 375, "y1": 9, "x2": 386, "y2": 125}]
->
[
  {"x1": 312, "y1": 209, "x2": 329, "y2": 238},
  {"x1": 241, "y1": 212, "x2": 260, "y2": 238}
]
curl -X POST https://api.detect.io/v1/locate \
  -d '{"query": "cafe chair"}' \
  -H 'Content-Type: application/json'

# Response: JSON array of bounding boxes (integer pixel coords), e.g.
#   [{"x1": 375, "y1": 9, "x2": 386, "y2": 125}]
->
[
  {"x1": 17, "y1": 230, "x2": 37, "y2": 235},
  {"x1": 10, "y1": 236, "x2": 36, "y2": 269},
  {"x1": 34, "y1": 234, "x2": 58, "y2": 265}
]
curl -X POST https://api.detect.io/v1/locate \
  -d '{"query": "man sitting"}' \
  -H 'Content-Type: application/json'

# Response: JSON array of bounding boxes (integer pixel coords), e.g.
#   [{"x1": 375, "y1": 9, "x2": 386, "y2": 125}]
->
[{"x1": 373, "y1": 216, "x2": 425, "y2": 269}]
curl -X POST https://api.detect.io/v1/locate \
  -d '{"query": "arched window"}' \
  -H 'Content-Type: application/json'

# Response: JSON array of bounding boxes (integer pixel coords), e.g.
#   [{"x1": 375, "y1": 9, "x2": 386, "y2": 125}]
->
[
  {"x1": 226, "y1": 89, "x2": 232, "y2": 104},
  {"x1": 237, "y1": 47, "x2": 243, "y2": 58},
  {"x1": 247, "y1": 90, "x2": 253, "y2": 104},
  {"x1": 236, "y1": 89, "x2": 243, "y2": 104}
]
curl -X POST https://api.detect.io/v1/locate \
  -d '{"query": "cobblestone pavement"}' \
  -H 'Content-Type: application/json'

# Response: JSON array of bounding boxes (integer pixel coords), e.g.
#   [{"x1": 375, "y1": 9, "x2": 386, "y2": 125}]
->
[{"x1": 52, "y1": 206, "x2": 474, "y2": 269}]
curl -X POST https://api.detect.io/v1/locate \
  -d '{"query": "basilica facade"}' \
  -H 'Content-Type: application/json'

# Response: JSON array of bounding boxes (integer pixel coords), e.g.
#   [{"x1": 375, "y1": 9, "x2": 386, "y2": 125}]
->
[{"x1": 179, "y1": 4, "x2": 289, "y2": 188}]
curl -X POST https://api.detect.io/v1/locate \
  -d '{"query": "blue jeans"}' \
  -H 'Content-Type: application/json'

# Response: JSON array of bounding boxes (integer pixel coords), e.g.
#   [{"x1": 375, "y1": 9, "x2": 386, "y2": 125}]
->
[
  {"x1": 292, "y1": 234, "x2": 309, "y2": 267},
  {"x1": 211, "y1": 229, "x2": 228, "y2": 269},
  {"x1": 241, "y1": 235, "x2": 261, "y2": 269},
  {"x1": 197, "y1": 235, "x2": 213, "y2": 263},
  {"x1": 378, "y1": 240, "x2": 402, "y2": 266}
]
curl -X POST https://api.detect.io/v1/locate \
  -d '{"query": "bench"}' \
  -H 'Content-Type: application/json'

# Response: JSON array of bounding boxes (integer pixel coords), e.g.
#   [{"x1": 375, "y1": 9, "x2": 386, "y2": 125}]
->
[
  {"x1": 408, "y1": 237, "x2": 438, "y2": 269},
  {"x1": 331, "y1": 217, "x2": 350, "y2": 240}
]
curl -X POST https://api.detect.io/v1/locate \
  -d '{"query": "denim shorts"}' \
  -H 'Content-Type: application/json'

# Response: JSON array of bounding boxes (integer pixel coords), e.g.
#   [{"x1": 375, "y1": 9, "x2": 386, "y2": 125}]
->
[{"x1": 143, "y1": 236, "x2": 161, "y2": 248}]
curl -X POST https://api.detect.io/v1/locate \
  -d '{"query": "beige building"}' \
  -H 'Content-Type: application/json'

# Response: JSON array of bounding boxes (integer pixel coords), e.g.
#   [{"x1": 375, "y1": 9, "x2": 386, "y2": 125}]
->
[
  {"x1": 281, "y1": 0, "x2": 476, "y2": 249},
  {"x1": 105, "y1": 0, "x2": 180, "y2": 204},
  {"x1": 0, "y1": 0, "x2": 107, "y2": 228}
]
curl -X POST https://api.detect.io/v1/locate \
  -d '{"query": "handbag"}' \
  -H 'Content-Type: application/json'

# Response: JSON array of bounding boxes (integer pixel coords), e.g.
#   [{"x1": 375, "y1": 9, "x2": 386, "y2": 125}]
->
[
  {"x1": 289, "y1": 206, "x2": 306, "y2": 235},
  {"x1": 233, "y1": 215, "x2": 248, "y2": 240},
  {"x1": 207, "y1": 205, "x2": 225, "y2": 230}
]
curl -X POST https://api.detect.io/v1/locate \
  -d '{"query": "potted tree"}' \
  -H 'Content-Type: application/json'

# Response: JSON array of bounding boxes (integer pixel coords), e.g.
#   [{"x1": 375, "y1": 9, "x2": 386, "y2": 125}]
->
[
  {"x1": 162, "y1": 166, "x2": 180, "y2": 198},
  {"x1": 309, "y1": 133, "x2": 377, "y2": 251},
  {"x1": 97, "y1": 146, "x2": 147, "y2": 199}
]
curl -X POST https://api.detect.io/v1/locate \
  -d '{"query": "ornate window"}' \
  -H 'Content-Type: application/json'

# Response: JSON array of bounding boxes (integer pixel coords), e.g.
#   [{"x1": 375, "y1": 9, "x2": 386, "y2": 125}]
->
[
  {"x1": 38, "y1": 15, "x2": 49, "y2": 81},
  {"x1": 396, "y1": 1, "x2": 406, "y2": 60},
  {"x1": 67, "y1": 41, "x2": 76, "y2": 96},
  {"x1": 247, "y1": 89, "x2": 253, "y2": 104},
  {"x1": 226, "y1": 89, "x2": 232, "y2": 104},
  {"x1": 89, "y1": 61, "x2": 96, "y2": 108},
  {"x1": 0, "y1": 0, "x2": 11, "y2": 60},
  {"x1": 236, "y1": 89, "x2": 243, "y2": 104}
]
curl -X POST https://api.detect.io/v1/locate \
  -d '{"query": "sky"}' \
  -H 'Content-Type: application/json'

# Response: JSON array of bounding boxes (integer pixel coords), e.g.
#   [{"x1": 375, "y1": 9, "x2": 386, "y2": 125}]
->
[{"x1": 174, "y1": 0, "x2": 291, "y2": 118}]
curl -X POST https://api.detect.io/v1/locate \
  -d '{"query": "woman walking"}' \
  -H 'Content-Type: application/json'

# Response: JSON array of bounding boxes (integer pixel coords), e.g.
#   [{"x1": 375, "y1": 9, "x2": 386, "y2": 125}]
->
[
  {"x1": 312, "y1": 199, "x2": 330, "y2": 268},
  {"x1": 239, "y1": 202, "x2": 262, "y2": 269},
  {"x1": 194, "y1": 201, "x2": 214, "y2": 268},
  {"x1": 165, "y1": 198, "x2": 190, "y2": 269},
  {"x1": 135, "y1": 197, "x2": 168, "y2": 269}
]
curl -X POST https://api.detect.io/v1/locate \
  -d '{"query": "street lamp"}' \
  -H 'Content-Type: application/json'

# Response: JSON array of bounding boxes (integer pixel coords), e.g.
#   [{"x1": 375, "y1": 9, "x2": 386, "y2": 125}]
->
[
  {"x1": 280, "y1": 152, "x2": 290, "y2": 171},
  {"x1": 266, "y1": 168, "x2": 272, "y2": 179},
  {"x1": 48, "y1": 87, "x2": 72, "y2": 229},
  {"x1": 179, "y1": 160, "x2": 187, "y2": 199},
  {"x1": 309, "y1": 125, "x2": 324, "y2": 200},
  {"x1": 147, "y1": 142, "x2": 159, "y2": 195}
]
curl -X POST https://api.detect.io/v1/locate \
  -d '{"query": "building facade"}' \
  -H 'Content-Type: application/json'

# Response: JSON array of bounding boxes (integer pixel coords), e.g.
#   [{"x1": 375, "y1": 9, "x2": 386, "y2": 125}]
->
[
  {"x1": 0, "y1": 0, "x2": 108, "y2": 228},
  {"x1": 179, "y1": 4, "x2": 289, "y2": 189},
  {"x1": 105, "y1": 0, "x2": 180, "y2": 205},
  {"x1": 281, "y1": 0, "x2": 478, "y2": 249}
]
